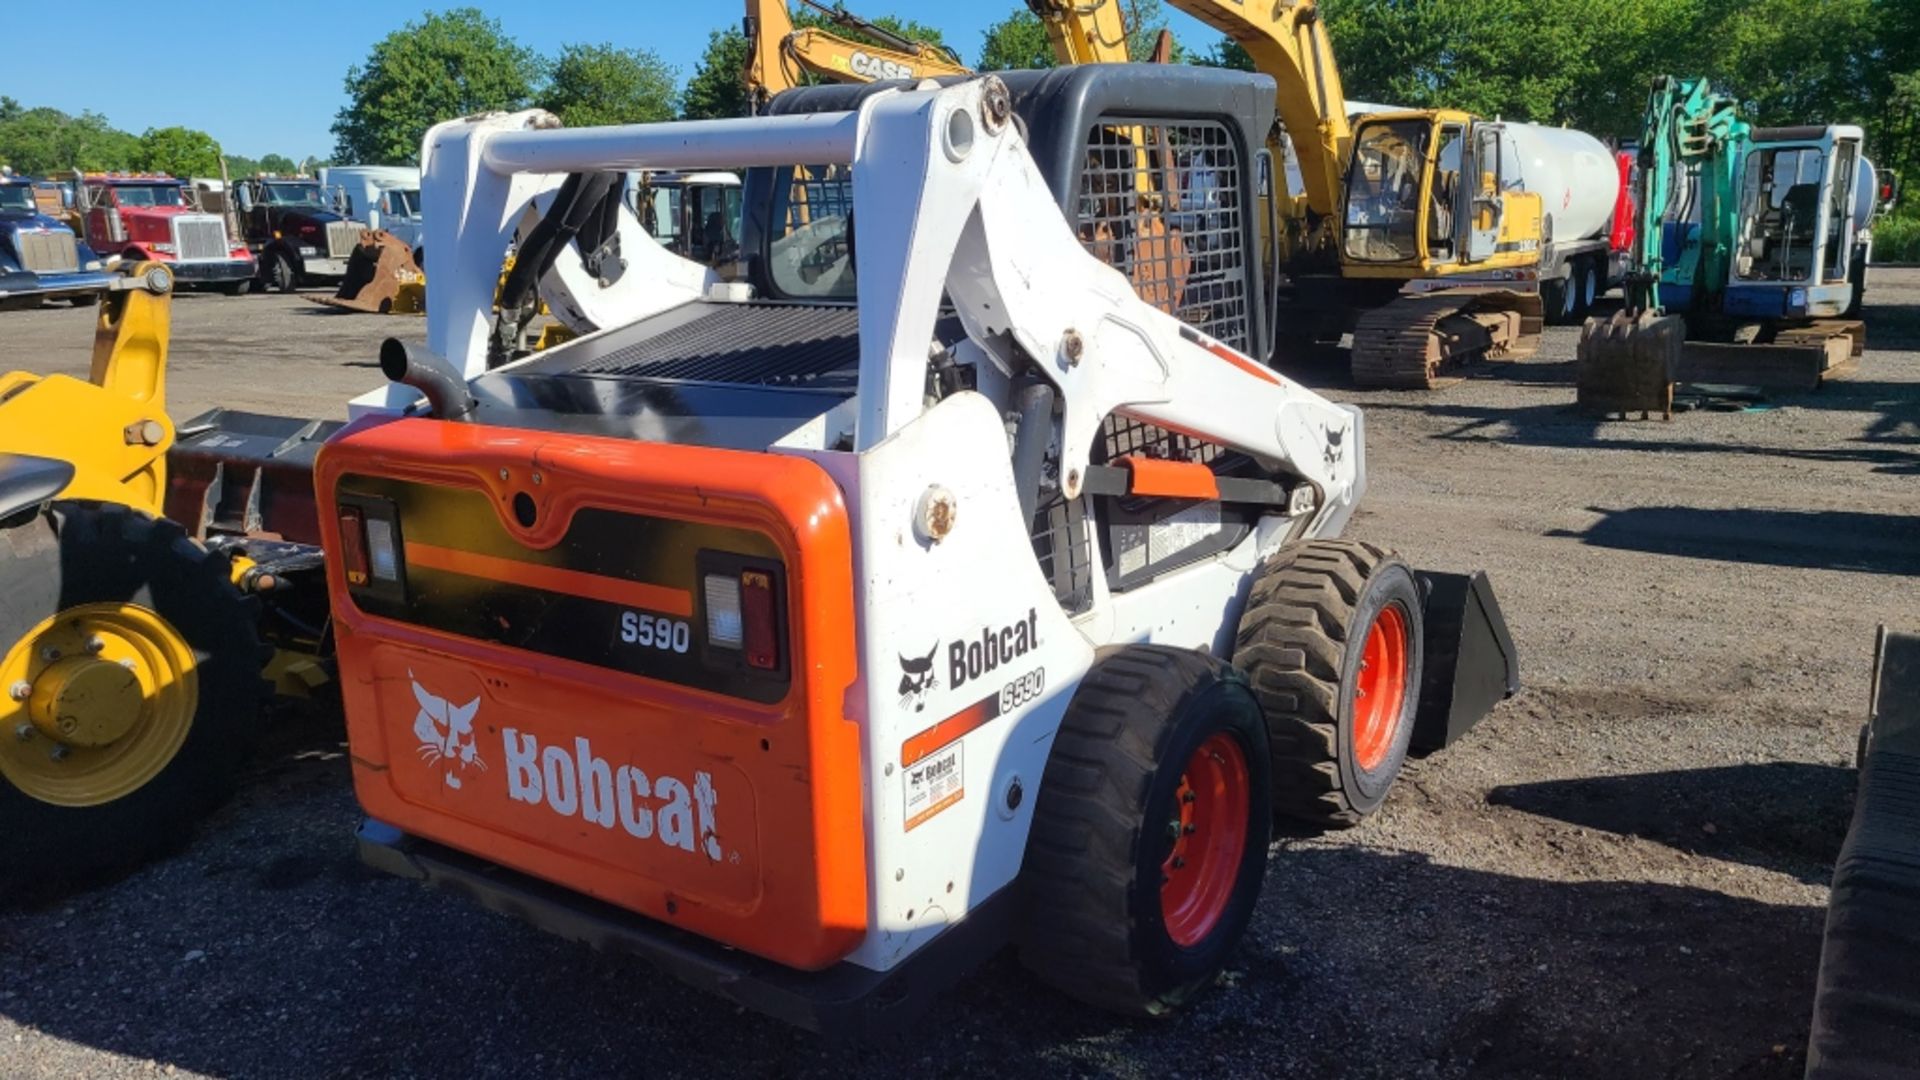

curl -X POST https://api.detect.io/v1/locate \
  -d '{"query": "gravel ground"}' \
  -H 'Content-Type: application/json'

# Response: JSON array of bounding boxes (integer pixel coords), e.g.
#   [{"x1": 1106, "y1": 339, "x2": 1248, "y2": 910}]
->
[{"x1": 2, "y1": 272, "x2": 1917, "y2": 1079}]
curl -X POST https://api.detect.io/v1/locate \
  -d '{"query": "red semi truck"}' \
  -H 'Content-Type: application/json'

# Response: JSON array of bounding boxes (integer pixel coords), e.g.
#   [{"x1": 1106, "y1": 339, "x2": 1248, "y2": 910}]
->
[{"x1": 73, "y1": 172, "x2": 256, "y2": 293}]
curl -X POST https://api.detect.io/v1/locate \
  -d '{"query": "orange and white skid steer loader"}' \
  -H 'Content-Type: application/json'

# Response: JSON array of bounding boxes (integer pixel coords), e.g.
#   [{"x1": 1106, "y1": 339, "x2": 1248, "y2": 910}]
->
[{"x1": 317, "y1": 67, "x2": 1518, "y2": 1033}]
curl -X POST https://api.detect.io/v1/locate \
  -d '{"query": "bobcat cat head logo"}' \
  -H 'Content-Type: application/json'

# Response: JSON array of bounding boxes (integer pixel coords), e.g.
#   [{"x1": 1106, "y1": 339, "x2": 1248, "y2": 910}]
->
[
  {"x1": 1324, "y1": 423, "x2": 1348, "y2": 469},
  {"x1": 411, "y1": 673, "x2": 486, "y2": 789},
  {"x1": 897, "y1": 646, "x2": 939, "y2": 712}
]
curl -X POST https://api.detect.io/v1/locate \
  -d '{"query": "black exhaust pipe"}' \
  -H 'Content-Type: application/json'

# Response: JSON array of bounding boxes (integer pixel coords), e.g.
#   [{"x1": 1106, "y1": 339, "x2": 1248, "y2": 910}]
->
[{"x1": 380, "y1": 338, "x2": 475, "y2": 422}]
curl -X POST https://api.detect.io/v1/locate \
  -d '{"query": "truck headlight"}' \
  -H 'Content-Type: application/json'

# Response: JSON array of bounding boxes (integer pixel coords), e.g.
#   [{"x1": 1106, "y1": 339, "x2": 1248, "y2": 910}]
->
[
  {"x1": 1788, "y1": 287, "x2": 1808, "y2": 316},
  {"x1": 84, "y1": 260, "x2": 101, "y2": 271},
  {"x1": 152, "y1": 243, "x2": 175, "y2": 253}
]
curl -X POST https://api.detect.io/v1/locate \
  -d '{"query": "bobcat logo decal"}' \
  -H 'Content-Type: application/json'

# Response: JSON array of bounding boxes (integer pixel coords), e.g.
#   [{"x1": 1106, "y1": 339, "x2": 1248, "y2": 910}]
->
[
  {"x1": 1324, "y1": 423, "x2": 1348, "y2": 470},
  {"x1": 411, "y1": 673, "x2": 485, "y2": 789},
  {"x1": 897, "y1": 646, "x2": 939, "y2": 713}
]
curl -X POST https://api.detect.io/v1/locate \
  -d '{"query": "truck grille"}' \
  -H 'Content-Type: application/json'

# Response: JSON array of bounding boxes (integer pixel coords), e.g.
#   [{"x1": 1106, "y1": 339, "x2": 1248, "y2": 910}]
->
[
  {"x1": 172, "y1": 215, "x2": 229, "y2": 261},
  {"x1": 17, "y1": 231, "x2": 79, "y2": 273},
  {"x1": 326, "y1": 221, "x2": 361, "y2": 259}
]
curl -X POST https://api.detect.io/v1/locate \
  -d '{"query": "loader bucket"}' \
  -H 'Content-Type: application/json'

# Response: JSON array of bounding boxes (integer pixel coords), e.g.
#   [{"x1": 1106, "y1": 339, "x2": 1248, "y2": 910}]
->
[
  {"x1": 1409, "y1": 569, "x2": 1519, "y2": 754},
  {"x1": 1806, "y1": 628, "x2": 1920, "y2": 1076},
  {"x1": 311, "y1": 230, "x2": 423, "y2": 315},
  {"x1": 1575, "y1": 310, "x2": 1684, "y2": 419}
]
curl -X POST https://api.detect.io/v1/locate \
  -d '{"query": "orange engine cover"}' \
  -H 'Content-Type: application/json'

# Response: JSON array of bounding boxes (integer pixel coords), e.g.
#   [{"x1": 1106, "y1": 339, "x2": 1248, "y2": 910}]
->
[{"x1": 314, "y1": 417, "x2": 866, "y2": 970}]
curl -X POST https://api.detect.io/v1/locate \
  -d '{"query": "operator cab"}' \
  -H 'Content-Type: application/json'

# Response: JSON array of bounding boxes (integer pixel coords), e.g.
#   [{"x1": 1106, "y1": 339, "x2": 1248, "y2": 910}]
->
[
  {"x1": 1339, "y1": 112, "x2": 1518, "y2": 268},
  {"x1": 1727, "y1": 124, "x2": 1869, "y2": 319}
]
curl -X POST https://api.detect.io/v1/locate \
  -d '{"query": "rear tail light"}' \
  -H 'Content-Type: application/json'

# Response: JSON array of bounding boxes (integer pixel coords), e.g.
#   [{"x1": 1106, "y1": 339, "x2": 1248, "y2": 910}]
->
[
  {"x1": 704, "y1": 574, "x2": 744, "y2": 648},
  {"x1": 338, "y1": 506, "x2": 370, "y2": 585},
  {"x1": 336, "y1": 496, "x2": 406, "y2": 600},
  {"x1": 701, "y1": 562, "x2": 784, "y2": 674},
  {"x1": 740, "y1": 571, "x2": 778, "y2": 670},
  {"x1": 365, "y1": 517, "x2": 399, "y2": 581}
]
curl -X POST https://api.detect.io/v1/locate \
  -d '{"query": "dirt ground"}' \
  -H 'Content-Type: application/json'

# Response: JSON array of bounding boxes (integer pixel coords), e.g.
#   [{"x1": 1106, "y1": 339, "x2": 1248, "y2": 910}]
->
[{"x1": 1, "y1": 272, "x2": 1916, "y2": 1079}]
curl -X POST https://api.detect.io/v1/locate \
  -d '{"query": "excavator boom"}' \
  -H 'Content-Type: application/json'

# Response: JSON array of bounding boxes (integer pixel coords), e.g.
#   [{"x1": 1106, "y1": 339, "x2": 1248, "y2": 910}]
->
[
  {"x1": 1028, "y1": 0, "x2": 1133, "y2": 65},
  {"x1": 745, "y1": 0, "x2": 970, "y2": 114},
  {"x1": 1171, "y1": 0, "x2": 1350, "y2": 219}
]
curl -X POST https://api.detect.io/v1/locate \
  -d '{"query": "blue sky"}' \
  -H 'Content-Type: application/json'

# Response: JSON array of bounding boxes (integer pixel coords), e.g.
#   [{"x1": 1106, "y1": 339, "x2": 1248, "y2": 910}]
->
[{"x1": 4, "y1": 2, "x2": 1224, "y2": 160}]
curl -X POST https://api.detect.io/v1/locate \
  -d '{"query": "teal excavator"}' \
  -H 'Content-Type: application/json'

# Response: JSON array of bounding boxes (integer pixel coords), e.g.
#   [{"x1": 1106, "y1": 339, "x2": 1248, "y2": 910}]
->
[{"x1": 1577, "y1": 75, "x2": 1882, "y2": 417}]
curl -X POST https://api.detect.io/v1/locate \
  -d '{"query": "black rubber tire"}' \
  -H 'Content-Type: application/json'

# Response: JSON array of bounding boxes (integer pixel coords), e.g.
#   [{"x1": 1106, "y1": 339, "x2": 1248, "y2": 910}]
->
[
  {"x1": 0, "y1": 502, "x2": 266, "y2": 889},
  {"x1": 1019, "y1": 644, "x2": 1272, "y2": 1016},
  {"x1": 1542, "y1": 275, "x2": 1575, "y2": 326},
  {"x1": 1233, "y1": 539, "x2": 1424, "y2": 829},
  {"x1": 267, "y1": 252, "x2": 298, "y2": 294},
  {"x1": 217, "y1": 278, "x2": 252, "y2": 297},
  {"x1": 1573, "y1": 259, "x2": 1599, "y2": 319}
]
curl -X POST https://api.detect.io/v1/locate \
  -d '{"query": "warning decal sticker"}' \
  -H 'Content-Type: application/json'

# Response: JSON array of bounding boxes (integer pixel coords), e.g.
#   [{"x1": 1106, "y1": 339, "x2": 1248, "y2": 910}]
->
[{"x1": 903, "y1": 742, "x2": 963, "y2": 831}]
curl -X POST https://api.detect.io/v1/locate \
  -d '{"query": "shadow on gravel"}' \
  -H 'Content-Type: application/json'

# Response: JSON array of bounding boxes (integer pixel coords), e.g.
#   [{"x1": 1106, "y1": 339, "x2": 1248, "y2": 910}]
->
[
  {"x1": 1550, "y1": 505, "x2": 1920, "y2": 575},
  {"x1": 1367, "y1": 396, "x2": 1920, "y2": 474},
  {"x1": 0, "y1": 828, "x2": 1826, "y2": 1080},
  {"x1": 1486, "y1": 762, "x2": 1852, "y2": 883}
]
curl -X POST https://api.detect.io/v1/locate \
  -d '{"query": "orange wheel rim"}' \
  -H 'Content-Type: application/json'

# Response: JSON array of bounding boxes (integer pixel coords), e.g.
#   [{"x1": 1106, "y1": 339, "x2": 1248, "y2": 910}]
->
[
  {"x1": 1160, "y1": 731, "x2": 1251, "y2": 948},
  {"x1": 1353, "y1": 603, "x2": 1411, "y2": 772}
]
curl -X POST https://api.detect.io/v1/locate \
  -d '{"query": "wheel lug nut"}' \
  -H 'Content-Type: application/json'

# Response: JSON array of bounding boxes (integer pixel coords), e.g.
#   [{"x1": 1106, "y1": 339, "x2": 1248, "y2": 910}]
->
[
  {"x1": 85, "y1": 636, "x2": 106, "y2": 654},
  {"x1": 49, "y1": 744, "x2": 69, "y2": 762},
  {"x1": 1171, "y1": 856, "x2": 1186, "y2": 869},
  {"x1": 119, "y1": 659, "x2": 137, "y2": 671},
  {"x1": 14, "y1": 723, "x2": 33, "y2": 742},
  {"x1": 9, "y1": 681, "x2": 29, "y2": 701},
  {"x1": 39, "y1": 646, "x2": 60, "y2": 662}
]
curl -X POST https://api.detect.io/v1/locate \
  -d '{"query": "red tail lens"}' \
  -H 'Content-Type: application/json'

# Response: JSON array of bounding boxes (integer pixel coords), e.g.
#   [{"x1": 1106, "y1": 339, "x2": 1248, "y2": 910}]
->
[
  {"x1": 741, "y1": 570, "x2": 778, "y2": 670},
  {"x1": 337, "y1": 505, "x2": 370, "y2": 585}
]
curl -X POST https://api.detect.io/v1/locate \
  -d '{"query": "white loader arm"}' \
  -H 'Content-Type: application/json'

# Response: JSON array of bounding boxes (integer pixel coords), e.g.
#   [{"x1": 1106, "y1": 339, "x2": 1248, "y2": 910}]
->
[
  {"x1": 850, "y1": 78, "x2": 1362, "y2": 529},
  {"x1": 393, "y1": 79, "x2": 1363, "y2": 527}
]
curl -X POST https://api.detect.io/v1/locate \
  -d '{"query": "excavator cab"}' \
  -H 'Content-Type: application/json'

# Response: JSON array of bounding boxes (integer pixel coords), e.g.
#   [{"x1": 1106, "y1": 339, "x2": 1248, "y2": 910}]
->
[
  {"x1": 1339, "y1": 111, "x2": 1536, "y2": 276},
  {"x1": 1728, "y1": 126, "x2": 1869, "y2": 320}
]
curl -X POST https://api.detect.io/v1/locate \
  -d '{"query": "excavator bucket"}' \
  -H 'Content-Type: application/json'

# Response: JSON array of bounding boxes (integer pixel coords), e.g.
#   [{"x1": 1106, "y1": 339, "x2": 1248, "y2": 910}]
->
[
  {"x1": 310, "y1": 230, "x2": 424, "y2": 315},
  {"x1": 1575, "y1": 310, "x2": 1684, "y2": 419}
]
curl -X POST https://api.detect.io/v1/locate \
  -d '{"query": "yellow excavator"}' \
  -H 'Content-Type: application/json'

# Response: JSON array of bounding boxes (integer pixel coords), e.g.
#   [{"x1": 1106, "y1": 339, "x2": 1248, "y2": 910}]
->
[
  {"x1": 1164, "y1": 0, "x2": 1639, "y2": 387},
  {"x1": 744, "y1": 0, "x2": 973, "y2": 114}
]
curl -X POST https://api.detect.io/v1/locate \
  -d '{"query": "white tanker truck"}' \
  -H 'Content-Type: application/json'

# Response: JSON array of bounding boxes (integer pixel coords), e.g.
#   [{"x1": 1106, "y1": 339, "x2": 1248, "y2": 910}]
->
[{"x1": 1498, "y1": 122, "x2": 1631, "y2": 324}]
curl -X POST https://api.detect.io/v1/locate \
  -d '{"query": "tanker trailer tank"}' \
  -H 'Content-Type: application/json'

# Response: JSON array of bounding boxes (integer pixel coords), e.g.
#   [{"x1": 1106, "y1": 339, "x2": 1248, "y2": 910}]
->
[{"x1": 1502, "y1": 122, "x2": 1627, "y2": 323}]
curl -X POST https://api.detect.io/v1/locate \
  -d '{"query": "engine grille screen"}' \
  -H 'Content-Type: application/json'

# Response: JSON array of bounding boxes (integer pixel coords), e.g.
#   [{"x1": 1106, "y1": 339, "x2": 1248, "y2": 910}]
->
[
  {"x1": 173, "y1": 216, "x2": 228, "y2": 261},
  {"x1": 327, "y1": 221, "x2": 361, "y2": 259},
  {"x1": 17, "y1": 231, "x2": 78, "y2": 273}
]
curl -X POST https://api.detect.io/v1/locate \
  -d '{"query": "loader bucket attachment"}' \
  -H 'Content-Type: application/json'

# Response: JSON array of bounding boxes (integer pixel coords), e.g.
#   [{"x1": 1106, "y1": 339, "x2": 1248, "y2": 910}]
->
[
  {"x1": 1575, "y1": 310, "x2": 1683, "y2": 419},
  {"x1": 311, "y1": 230, "x2": 423, "y2": 315},
  {"x1": 1806, "y1": 628, "x2": 1920, "y2": 1076},
  {"x1": 1409, "y1": 569, "x2": 1519, "y2": 753}
]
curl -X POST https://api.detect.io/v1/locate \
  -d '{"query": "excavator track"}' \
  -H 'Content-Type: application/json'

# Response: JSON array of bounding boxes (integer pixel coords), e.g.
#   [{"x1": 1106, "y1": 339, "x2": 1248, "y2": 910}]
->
[{"x1": 1350, "y1": 289, "x2": 1544, "y2": 390}]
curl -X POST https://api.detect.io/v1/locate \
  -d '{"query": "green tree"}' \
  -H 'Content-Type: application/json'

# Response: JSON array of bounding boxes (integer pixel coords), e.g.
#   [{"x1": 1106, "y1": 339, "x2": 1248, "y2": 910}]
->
[
  {"x1": 331, "y1": 8, "x2": 542, "y2": 164},
  {"x1": 683, "y1": 28, "x2": 750, "y2": 119},
  {"x1": 135, "y1": 126, "x2": 223, "y2": 177},
  {"x1": 978, "y1": 1, "x2": 1181, "y2": 70},
  {"x1": 540, "y1": 43, "x2": 678, "y2": 127},
  {"x1": 0, "y1": 104, "x2": 138, "y2": 175},
  {"x1": 977, "y1": 9, "x2": 1052, "y2": 70},
  {"x1": 260, "y1": 153, "x2": 298, "y2": 173},
  {"x1": 682, "y1": 7, "x2": 954, "y2": 120}
]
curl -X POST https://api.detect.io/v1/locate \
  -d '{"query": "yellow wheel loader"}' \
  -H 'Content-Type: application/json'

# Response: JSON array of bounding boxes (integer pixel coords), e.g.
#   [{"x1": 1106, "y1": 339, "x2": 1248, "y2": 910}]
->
[{"x1": 0, "y1": 263, "x2": 330, "y2": 887}]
